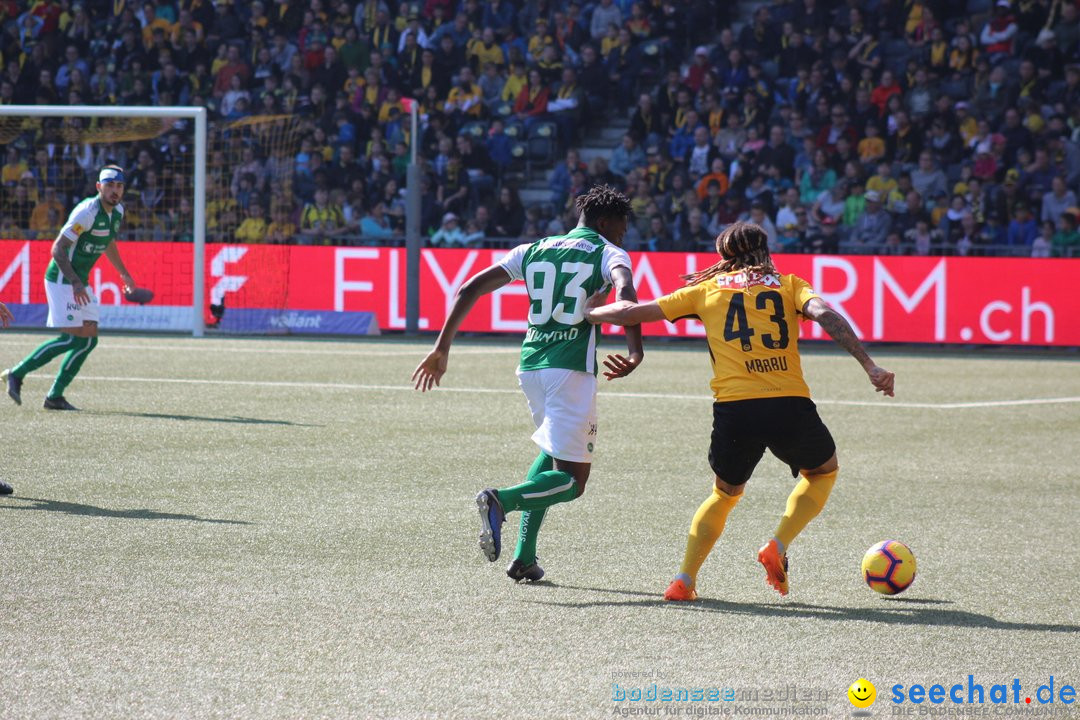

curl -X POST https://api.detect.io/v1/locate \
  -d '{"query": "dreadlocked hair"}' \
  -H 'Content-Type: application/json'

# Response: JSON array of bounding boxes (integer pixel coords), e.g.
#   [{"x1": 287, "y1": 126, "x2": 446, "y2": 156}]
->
[
  {"x1": 681, "y1": 221, "x2": 779, "y2": 287},
  {"x1": 575, "y1": 184, "x2": 633, "y2": 226}
]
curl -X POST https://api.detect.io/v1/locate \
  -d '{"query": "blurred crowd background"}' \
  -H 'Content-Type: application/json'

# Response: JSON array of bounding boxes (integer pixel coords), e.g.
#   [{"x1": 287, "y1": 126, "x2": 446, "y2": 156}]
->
[{"x1": 1, "y1": 0, "x2": 1079, "y2": 256}]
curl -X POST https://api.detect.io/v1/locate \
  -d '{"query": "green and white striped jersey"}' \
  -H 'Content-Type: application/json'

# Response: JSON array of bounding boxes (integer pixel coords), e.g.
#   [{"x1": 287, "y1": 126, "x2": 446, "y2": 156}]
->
[
  {"x1": 45, "y1": 195, "x2": 124, "y2": 285},
  {"x1": 499, "y1": 227, "x2": 632, "y2": 374}
]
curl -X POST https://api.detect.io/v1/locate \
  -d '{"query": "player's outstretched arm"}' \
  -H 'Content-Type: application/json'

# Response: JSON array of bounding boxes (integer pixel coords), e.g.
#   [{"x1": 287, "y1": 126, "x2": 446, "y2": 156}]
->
[
  {"x1": 802, "y1": 297, "x2": 895, "y2": 397},
  {"x1": 585, "y1": 293, "x2": 667, "y2": 327},
  {"x1": 413, "y1": 264, "x2": 512, "y2": 392},
  {"x1": 601, "y1": 265, "x2": 644, "y2": 381},
  {"x1": 0, "y1": 302, "x2": 11, "y2": 328},
  {"x1": 104, "y1": 242, "x2": 135, "y2": 293}
]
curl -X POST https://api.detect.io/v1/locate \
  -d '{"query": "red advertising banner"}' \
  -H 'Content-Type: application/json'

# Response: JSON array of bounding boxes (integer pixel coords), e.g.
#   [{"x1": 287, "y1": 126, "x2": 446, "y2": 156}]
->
[{"x1": 0, "y1": 240, "x2": 1076, "y2": 345}]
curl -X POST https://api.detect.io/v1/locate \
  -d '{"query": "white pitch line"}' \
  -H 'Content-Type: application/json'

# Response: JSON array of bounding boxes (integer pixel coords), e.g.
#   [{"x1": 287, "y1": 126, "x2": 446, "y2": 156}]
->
[
  {"x1": 17, "y1": 375, "x2": 1080, "y2": 409},
  {"x1": 0, "y1": 339, "x2": 517, "y2": 357}
]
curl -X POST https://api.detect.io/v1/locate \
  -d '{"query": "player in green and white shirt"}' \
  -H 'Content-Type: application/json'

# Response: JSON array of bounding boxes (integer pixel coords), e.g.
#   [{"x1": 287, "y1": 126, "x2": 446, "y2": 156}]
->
[
  {"x1": 413, "y1": 186, "x2": 644, "y2": 582},
  {"x1": 3, "y1": 165, "x2": 137, "y2": 411}
]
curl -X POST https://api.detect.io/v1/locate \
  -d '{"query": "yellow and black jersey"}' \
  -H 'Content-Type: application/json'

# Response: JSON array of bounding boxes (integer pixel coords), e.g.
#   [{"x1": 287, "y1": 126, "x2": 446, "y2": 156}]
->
[{"x1": 657, "y1": 271, "x2": 819, "y2": 403}]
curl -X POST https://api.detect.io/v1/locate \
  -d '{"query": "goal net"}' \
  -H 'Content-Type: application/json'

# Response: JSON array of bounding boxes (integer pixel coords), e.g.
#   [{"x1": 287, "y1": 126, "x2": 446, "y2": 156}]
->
[{"x1": 0, "y1": 105, "x2": 208, "y2": 335}]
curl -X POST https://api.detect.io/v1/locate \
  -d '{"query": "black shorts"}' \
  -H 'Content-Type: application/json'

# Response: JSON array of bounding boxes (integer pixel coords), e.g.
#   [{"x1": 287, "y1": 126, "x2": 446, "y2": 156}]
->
[{"x1": 708, "y1": 396, "x2": 836, "y2": 485}]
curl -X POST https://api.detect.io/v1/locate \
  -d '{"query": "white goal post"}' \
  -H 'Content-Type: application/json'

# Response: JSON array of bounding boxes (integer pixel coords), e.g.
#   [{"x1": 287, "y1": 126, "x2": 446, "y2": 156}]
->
[{"x1": 0, "y1": 105, "x2": 207, "y2": 337}]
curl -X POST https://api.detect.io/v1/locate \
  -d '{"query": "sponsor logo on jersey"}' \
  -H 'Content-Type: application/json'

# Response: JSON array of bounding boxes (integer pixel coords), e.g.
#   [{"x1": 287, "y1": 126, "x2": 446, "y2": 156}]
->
[
  {"x1": 715, "y1": 272, "x2": 782, "y2": 290},
  {"x1": 72, "y1": 223, "x2": 84, "y2": 234},
  {"x1": 66, "y1": 302, "x2": 79, "y2": 311}
]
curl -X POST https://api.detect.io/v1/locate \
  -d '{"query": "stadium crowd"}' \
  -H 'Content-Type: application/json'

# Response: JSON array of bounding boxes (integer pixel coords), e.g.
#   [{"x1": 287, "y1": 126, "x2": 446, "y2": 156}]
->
[{"x1": 0, "y1": 0, "x2": 1078, "y2": 257}]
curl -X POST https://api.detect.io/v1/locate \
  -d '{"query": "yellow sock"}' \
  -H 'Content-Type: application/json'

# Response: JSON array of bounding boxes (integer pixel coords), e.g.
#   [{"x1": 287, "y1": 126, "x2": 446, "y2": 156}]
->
[
  {"x1": 774, "y1": 469, "x2": 838, "y2": 550},
  {"x1": 677, "y1": 487, "x2": 742, "y2": 585}
]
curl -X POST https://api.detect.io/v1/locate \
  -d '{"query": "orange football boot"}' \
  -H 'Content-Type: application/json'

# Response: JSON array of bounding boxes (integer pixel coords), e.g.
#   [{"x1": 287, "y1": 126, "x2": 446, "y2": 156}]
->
[
  {"x1": 663, "y1": 577, "x2": 698, "y2": 601},
  {"x1": 757, "y1": 540, "x2": 790, "y2": 596}
]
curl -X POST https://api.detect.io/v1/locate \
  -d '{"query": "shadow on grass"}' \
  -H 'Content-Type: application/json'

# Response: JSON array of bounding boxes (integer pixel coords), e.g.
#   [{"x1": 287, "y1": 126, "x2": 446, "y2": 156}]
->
[
  {"x1": 0, "y1": 496, "x2": 252, "y2": 525},
  {"x1": 86, "y1": 410, "x2": 320, "y2": 427},
  {"x1": 527, "y1": 584, "x2": 1079, "y2": 633}
]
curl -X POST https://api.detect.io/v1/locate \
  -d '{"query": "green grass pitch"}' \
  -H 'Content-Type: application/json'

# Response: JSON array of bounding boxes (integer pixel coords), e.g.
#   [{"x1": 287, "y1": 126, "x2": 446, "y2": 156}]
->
[{"x1": 0, "y1": 332, "x2": 1077, "y2": 719}]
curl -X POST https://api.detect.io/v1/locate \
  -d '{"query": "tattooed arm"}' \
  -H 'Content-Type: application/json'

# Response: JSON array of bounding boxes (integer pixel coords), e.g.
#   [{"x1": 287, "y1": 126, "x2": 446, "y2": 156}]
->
[
  {"x1": 52, "y1": 235, "x2": 90, "y2": 306},
  {"x1": 802, "y1": 297, "x2": 895, "y2": 397}
]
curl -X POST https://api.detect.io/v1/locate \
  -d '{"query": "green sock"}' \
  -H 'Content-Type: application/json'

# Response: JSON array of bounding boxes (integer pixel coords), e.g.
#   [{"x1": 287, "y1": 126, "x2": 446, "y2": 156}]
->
[
  {"x1": 496, "y1": 470, "x2": 578, "y2": 512},
  {"x1": 47, "y1": 336, "x2": 96, "y2": 399},
  {"x1": 514, "y1": 507, "x2": 546, "y2": 565},
  {"x1": 11, "y1": 334, "x2": 79, "y2": 378},
  {"x1": 525, "y1": 452, "x2": 554, "y2": 480},
  {"x1": 509, "y1": 453, "x2": 554, "y2": 565}
]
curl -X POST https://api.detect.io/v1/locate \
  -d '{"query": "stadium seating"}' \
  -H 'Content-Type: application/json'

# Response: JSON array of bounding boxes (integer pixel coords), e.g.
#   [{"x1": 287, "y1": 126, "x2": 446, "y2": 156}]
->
[{"x1": 0, "y1": 0, "x2": 1076, "y2": 257}]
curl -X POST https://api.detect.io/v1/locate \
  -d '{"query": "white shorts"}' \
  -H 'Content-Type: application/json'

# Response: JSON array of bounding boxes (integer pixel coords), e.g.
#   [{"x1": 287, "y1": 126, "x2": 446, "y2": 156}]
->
[
  {"x1": 517, "y1": 367, "x2": 598, "y2": 463},
  {"x1": 45, "y1": 280, "x2": 100, "y2": 328}
]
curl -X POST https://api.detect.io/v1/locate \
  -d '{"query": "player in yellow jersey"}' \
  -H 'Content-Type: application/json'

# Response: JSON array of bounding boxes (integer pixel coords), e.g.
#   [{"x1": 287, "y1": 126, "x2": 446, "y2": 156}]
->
[{"x1": 585, "y1": 222, "x2": 895, "y2": 599}]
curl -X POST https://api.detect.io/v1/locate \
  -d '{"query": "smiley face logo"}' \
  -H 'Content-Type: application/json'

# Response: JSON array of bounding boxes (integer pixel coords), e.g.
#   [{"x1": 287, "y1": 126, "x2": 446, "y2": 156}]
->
[{"x1": 848, "y1": 678, "x2": 876, "y2": 709}]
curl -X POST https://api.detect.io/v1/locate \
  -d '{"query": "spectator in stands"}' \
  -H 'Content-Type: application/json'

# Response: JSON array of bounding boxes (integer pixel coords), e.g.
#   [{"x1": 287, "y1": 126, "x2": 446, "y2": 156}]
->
[
  {"x1": 1007, "y1": 201, "x2": 1038, "y2": 247},
  {"x1": 357, "y1": 202, "x2": 395, "y2": 243},
  {"x1": 611, "y1": 134, "x2": 646, "y2": 179},
  {"x1": 800, "y1": 149, "x2": 836, "y2": 204},
  {"x1": 684, "y1": 126, "x2": 719, "y2": 181},
  {"x1": 910, "y1": 152, "x2": 947, "y2": 207},
  {"x1": 266, "y1": 205, "x2": 298, "y2": 245},
  {"x1": 236, "y1": 203, "x2": 269, "y2": 243},
  {"x1": 430, "y1": 212, "x2": 465, "y2": 247},
  {"x1": 589, "y1": 0, "x2": 621, "y2": 41},
  {"x1": 436, "y1": 152, "x2": 470, "y2": 215},
  {"x1": 981, "y1": 1, "x2": 1018, "y2": 63},
  {"x1": 512, "y1": 68, "x2": 549, "y2": 131},
  {"x1": 1031, "y1": 221, "x2": 1053, "y2": 257},
  {"x1": 299, "y1": 188, "x2": 347, "y2": 245},
  {"x1": 213, "y1": 44, "x2": 250, "y2": 95},
  {"x1": 491, "y1": 186, "x2": 524, "y2": 238},
  {"x1": 851, "y1": 190, "x2": 892, "y2": 249},
  {"x1": 1042, "y1": 176, "x2": 1078, "y2": 229},
  {"x1": 3, "y1": 182, "x2": 34, "y2": 229}
]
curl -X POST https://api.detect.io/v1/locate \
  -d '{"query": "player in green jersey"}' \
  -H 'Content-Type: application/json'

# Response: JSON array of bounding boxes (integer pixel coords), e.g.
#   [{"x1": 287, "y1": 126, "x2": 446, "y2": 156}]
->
[
  {"x1": 3, "y1": 166, "x2": 137, "y2": 411},
  {"x1": 413, "y1": 186, "x2": 643, "y2": 582},
  {"x1": 0, "y1": 301, "x2": 12, "y2": 494}
]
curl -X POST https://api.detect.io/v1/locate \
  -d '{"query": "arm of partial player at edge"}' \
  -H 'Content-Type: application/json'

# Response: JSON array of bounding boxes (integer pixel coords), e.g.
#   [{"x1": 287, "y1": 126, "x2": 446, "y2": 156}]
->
[
  {"x1": 611, "y1": 266, "x2": 644, "y2": 359},
  {"x1": 50, "y1": 235, "x2": 84, "y2": 288},
  {"x1": 103, "y1": 241, "x2": 134, "y2": 288},
  {"x1": 586, "y1": 296, "x2": 668, "y2": 327}
]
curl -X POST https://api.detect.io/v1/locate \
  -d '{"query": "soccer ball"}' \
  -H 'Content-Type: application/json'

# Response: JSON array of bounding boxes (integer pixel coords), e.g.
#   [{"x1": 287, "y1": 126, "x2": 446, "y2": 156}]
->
[{"x1": 861, "y1": 540, "x2": 916, "y2": 595}]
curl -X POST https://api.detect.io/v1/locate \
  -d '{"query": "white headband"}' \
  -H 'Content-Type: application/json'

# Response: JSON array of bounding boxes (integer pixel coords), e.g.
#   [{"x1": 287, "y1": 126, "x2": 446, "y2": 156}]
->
[{"x1": 99, "y1": 167, "x2": 125, "y2": 183}]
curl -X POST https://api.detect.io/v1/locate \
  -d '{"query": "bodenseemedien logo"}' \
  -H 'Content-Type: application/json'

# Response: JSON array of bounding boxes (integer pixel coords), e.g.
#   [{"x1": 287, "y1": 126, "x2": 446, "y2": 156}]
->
[{"x1": 848, "y1": 678, "x2": 876, "y2": 716}]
